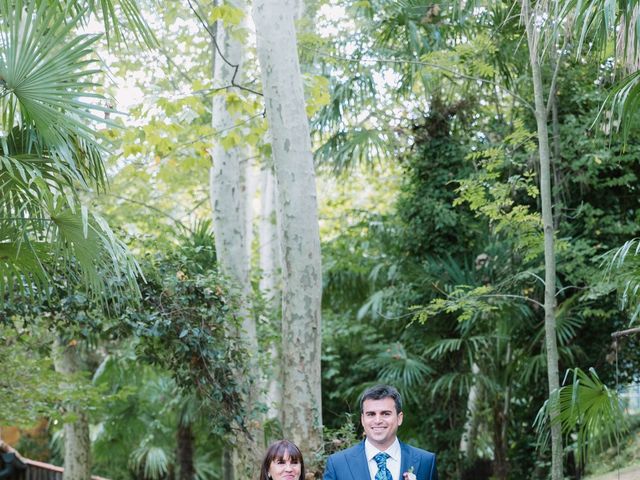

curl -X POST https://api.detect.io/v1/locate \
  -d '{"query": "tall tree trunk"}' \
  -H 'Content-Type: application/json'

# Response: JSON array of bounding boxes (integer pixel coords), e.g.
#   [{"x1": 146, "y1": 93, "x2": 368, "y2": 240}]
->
[
  {"x1": 176, "y1": 423, "x2": 195, "y2": 480},
  {"x1": 459, "y1": 363, "x2": 480, "y2": 458},
  {"x1": 551, "y1": 90, "x2": 562, "y2": 230},
  {"x1": 222, "y1": 449, "x2": 233, "y2": 480},
  {"x1": 209, "y1": 1, "x2": 263, "y2": 476},
  {"x1": 259, "y1": 167, "x2": 283, "y2": 421},
  {"x1": 491, "y1": 402, "x2": 508, "y2": 480},
  {"x1": 52, "y1": 338, "x2": 91, "y2": 480},
  {"x1": 493, "y1": 343, "x2": 512, "y2": 480},
  {"x1": 245, "y1": 159, "x2": 258, "y2": 262},
  {"x1": 253, "y1": 0, "x2": 324, "y2": 457},
  {"x1": 521, "y1": 1, "x2": 563, "y2": 478}
]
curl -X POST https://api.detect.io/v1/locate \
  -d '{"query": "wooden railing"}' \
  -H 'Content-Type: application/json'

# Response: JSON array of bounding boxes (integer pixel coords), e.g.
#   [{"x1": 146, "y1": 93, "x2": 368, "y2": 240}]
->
[{"x1": 1, "y1": 443, "x2": 109, "y2": 480}]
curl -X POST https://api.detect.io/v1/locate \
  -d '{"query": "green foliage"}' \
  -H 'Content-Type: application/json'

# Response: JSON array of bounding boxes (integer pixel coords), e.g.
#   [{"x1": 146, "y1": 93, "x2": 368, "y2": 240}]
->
[
  {"x1": 115, "y1": 226, "x2": 247, "y2": 433},
  {"x1": 602, "y1": 238, "x2": 640, "y2": 323},
  {"x1": 535, "y1": 368, "x2": 627, "y2": 466},
  {"x1": 455, "y1": 119, "x2": 542, "y2": 260},
  {"x1": 2, "y1": 222, "x2": 245, "y2": 479},
  {"x1": 319, "y1": 26, "x2": 640, "y2": 474},
  {"x1": 61, "y1": 0, "x2": 157, "y2": 47},
  {"x1": 91, "y1": 356, "x2": 223, "y2": 480},
  {"x1": 208, "y1": 4, "x2": 244, "y2": 27},
  {"x1": 0, "y1": 319, "x2": 118, "y2": 430},
  {"x1": 359, "y1": 343, "x2": 433, "y2": 403},
  {"x1": 319, "y1": 413, "x2": 360, "y2": 469},
  {"x1": 130, "y1": 446, "x2": 169, "y2": 480},
  {"x1": 0, "y1": 323, "x2": 63, "y2": 426},
  {"x1": 0, "y1": 0, "x2": 140, "y2": 300},
  {"x1": 582, "y1": 413, "x2": 640, "y2": 476}
]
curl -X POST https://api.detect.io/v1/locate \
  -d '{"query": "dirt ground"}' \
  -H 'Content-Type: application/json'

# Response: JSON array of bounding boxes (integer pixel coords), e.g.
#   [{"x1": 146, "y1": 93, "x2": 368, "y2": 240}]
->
[{"x1": 585, "y1": 464, "x2": 640, "y2": 480}]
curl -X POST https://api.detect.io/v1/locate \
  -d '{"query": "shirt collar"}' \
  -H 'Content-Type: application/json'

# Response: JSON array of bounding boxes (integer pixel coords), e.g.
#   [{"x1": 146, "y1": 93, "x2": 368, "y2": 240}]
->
[{"x1": 365, "y1": 437, "x2": 401, "y2": 462}]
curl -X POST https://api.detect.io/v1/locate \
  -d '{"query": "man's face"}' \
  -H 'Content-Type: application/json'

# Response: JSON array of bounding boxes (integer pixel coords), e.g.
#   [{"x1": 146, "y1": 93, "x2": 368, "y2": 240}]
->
[{"x1": 361, "y1": 397, "x2": 403, "y2": 450}]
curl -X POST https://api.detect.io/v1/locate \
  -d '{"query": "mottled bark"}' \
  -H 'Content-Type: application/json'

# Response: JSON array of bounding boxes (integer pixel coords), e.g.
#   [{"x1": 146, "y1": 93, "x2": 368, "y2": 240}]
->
[
  {"x1": 259, "y1": 167, "x2": 283, "y2": 421},
  {"x1": 253, "y1": 0, "x2": 323, "y2": 456},
  {"x1": 53, "y1": 338, "x2": 91, "y2": 480},
  {"x1": 209, "y1": 0, "x2": 263, "y2": 476}
]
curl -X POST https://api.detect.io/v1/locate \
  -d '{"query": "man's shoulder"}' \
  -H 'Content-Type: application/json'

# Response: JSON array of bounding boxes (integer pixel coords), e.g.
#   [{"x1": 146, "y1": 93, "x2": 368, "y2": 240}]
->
[
  {"x1": 400, "y1": 441, "x2": 436, "y2": 458},
  {"x1": 327, "y1": 441, "x2": 363, "y2": 460}
]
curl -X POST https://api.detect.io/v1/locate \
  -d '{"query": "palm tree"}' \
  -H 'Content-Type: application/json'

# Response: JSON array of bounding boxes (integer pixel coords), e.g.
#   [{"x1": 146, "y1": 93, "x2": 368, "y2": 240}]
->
[
  {"x1": 535, "y1": 367, "x2": 627, "y2": 470},
  {"x1": 0, "y1": 0, "x2": 152, "y2": 300}
]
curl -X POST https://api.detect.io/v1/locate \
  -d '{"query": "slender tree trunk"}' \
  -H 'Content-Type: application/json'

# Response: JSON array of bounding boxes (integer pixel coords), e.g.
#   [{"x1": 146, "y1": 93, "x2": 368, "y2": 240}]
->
[
  {"x1": 176, "y1": 423, "x2": 195, "y2": 480},
  {"x1": 209, "y1": 1, "x2": 263, "y2": 476},
  {"x1": 551, "y1": 86, "x2": 563, "y2": 230},
  {"x1": 253, "y1": 0, "x2": 324, "y2": 457},
  {"x1": 459, "y1": 363, "x2": 480, "y2": 458},
  {"x1": 52, "y1": 338, "x2": 91, "y2": 480},
  {"x1": 494, "y1": 344, "x2": 512, "y2": 480},
  {"x1": 222, "y1": 449, "x2": 233, "y2": 480},
  {"x1": 521, "y1": 1, "x2": 563, "y2": 478},
  {"x1": 492, "y1": 402, "x2": 508, "y2": 480},
  {"x1": 547, "y1": 12, "x2": 567, "y2": 231}
]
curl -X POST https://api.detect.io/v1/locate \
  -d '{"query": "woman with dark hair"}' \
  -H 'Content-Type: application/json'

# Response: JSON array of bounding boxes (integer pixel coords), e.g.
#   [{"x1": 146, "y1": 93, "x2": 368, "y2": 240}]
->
[{"x1": 259, "y1": 440, "x2": 306, "y2": 480}]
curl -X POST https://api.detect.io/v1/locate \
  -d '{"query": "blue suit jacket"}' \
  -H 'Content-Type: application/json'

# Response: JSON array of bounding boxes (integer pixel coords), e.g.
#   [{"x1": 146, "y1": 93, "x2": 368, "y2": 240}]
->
[{"x1": 323, "y1": 440, "x2": 438, "y2": 480}]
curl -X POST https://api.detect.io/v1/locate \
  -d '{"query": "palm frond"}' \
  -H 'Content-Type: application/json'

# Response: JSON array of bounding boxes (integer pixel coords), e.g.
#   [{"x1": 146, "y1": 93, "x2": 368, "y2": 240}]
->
[
  {"x1": 602, "y1": 237, "x2": 640, "y2": 322},
  {"x1": 0, "y1": 0, "x2": 140, "y2": 300},
  {"x1": 193, "y1": 451, "x2": 217, "y2": 480},
  {"x1": 0, "y1": 0, "x2": 111, "y2": 160},
  {"x1": 359, "y1": 342, "x2": 433, "y2": 403},
  {"x1": 50, "y1": 205, "x2": 141, "y2": 293},
  {"x1": 313, "y1": 71, "x2": 378, "y2": 131},
  {"x1": 607, "y1": 69, "x2": 640, "y2": 141},
  {"x1": 565, "y1": 0, "x2": 640, "y2": 58},
  {"x1": 130, "y1": 445, "x2": 170, "y2": 480},
  {"x1": 559, "y1": 0, "x2": 640, "y2": 137},
  {"x1": 0, "y1": 239, "x2": 49, "y2": 298},
  {"x1": 535, "y1": 367, "x2": 627, "y2": 465},
  {"x1": 429, "y1": 371, "x2": 478, "y2": 402},
  {"x1": 315, "y1": 127, "x2": 396, "y2": 173},
  {"x1": 59, "y1": 0, "x2": 157, "y2": 48}
]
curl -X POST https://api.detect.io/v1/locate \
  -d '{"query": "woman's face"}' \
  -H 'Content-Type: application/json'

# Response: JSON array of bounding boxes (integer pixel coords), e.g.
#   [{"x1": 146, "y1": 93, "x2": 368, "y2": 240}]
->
[{"x1": 268, "y1": 453, "x2": 301, "y2": 480}]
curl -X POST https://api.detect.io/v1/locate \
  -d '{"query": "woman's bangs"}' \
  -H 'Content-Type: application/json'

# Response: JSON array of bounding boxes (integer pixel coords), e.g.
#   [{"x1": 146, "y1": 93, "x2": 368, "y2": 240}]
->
[{"x1": 273, "y1": 442, "x2": 302, "y2": 463}]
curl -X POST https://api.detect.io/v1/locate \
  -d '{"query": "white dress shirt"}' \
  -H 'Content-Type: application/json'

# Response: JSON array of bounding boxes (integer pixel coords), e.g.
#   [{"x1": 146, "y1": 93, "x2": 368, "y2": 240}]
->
[{"x1": 365, "y1": 438, "x2": 401, "y2": 480}]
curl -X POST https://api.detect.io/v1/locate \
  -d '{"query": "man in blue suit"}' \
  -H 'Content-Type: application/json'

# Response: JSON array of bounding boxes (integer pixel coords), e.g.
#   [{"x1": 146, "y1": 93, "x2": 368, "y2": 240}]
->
[{"x1": 323, "y1": 385, "x2": 438, "y2": 480}]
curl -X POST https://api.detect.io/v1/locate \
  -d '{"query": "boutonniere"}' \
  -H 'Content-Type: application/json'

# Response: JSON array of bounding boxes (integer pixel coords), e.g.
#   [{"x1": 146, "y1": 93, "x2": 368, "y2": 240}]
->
[{"x1": 403, "y1": 466, "x2": 416, "y2": 480}]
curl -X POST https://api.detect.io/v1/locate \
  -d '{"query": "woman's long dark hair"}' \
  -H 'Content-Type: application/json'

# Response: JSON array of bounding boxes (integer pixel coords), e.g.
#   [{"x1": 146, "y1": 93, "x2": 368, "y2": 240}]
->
[{"x1": 258, "y1": 440, "x2": 305, "y2": 480}]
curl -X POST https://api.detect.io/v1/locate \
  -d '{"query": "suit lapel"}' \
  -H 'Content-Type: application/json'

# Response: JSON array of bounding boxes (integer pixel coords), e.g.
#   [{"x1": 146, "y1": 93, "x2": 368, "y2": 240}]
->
[
  {"x1": 399, "y1": 441, "x2": 416, "y2": 478},
  {"x1": 347, "y1": 441, "x2": 369, "y2": 480}
]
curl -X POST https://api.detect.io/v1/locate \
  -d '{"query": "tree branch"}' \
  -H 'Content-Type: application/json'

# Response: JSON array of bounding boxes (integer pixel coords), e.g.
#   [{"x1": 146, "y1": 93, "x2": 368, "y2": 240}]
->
[
  {"x1": 186, "y1": 0, "x2": 262, "y2": 97},
  {"x1": 477, "y1": 293, "x2": 544, "y2": 308},
  {"x1": 98, "y1": 192, "x2": 191, "y2": 233},
  {"x1": 611, "y1": 327, "x2": 640, "y2": 338}
]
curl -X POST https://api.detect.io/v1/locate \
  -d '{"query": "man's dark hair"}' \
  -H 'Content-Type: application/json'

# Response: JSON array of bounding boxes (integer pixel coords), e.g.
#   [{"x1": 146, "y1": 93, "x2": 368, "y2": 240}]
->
[{"x1": 359, "y1": 384, "x2": 403, "y2": 414}]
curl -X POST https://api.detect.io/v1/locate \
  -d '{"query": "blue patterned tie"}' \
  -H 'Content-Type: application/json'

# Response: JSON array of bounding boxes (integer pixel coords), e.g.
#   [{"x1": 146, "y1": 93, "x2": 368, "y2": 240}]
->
[{"x1": 374, "y1": 452, "x2": 392, "y2": 480}]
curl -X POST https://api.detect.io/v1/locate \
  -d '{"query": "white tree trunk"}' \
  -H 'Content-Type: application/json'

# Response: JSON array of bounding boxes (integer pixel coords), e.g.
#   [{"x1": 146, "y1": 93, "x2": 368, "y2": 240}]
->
[
  {"x1": 210, "y1": 0, "x2": 252, "y2": 304},
  {"x1": 253, "y1": 0, "x2": 324, "y2": 456},
  {"x1": 209, "y1": 1, "x2": 263, "y2": 476},
  {"x1": 459, "y1": 363, "x2": 481, "y2": 456},
  {"x1": 245, "y1": 159, "x2": 258, "y2": 262},
  {"x1": 259, "y1": 167, "x2": 283, "y2": 420},
  {"x1": 53, "y1": 338, "x2": 91, "y2": 480},
  {"x1": 521, "y1": 1, "x2": 563, "y2": 478}
]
